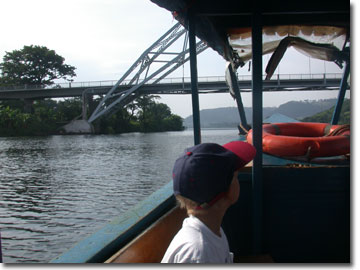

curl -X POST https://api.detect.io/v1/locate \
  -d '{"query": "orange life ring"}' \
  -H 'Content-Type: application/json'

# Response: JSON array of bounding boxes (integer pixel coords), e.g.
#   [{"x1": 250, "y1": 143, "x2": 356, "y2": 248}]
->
[{"x1": 246, "y1": 122, "x2": 350, "y2": 158}]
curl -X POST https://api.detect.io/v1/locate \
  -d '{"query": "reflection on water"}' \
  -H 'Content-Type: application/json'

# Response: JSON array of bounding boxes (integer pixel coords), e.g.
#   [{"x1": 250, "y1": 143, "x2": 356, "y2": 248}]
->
[{"x1": 0, "y1": 129, "x2": 241, "y2": 263}]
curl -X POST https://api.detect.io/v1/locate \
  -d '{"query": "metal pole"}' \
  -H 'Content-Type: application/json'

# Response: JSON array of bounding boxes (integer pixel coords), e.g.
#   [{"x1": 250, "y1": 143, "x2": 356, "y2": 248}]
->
[
  {"x1": 251, "y1": 10, "x2": 263, "y2": 255},
  {"x1": 331, "y1": 61, "x2": 350, "y2": 125},
  {"x1": 227, "y1": 64, "x2": 250, "y2": 131},
  {"x1": 189, "y1": 13, "x2": 201, "y2": 145}
]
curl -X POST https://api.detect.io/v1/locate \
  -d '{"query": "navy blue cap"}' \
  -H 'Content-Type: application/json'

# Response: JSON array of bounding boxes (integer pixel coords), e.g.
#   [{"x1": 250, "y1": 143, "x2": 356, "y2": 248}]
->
[{"x1": 172, "y1": 141, "x2": 256, "y2": 204}]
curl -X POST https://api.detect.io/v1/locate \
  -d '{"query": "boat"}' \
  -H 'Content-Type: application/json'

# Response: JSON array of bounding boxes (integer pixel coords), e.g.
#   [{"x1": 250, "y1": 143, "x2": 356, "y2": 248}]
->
[{"x1": 51, "y1": 0, "x2": 350, "y2": 263}]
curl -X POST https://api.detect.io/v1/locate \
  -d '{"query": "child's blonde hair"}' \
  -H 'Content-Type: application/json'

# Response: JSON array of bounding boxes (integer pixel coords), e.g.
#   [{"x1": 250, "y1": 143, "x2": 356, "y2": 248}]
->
[{"x1": 176, "y1": 195, "x2": 202, "y2": 215}]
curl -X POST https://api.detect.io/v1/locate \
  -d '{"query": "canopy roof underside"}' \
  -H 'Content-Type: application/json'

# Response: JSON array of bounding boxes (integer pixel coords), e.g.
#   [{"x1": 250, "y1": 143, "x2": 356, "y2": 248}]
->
[{"x1": 150, "y1": 0, "x2": 350, "y2": 77}]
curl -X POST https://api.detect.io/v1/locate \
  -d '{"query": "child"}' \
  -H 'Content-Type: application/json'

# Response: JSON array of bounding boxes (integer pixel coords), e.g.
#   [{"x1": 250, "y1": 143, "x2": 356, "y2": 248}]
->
[{"x1": 161, "y1": 141, "x2": 256, "y2": 263}]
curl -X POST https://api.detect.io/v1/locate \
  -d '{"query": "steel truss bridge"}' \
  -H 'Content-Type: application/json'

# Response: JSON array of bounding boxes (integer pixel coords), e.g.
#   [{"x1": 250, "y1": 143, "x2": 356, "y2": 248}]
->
[{"x1": 0, "y1": 22, "x2": 348, "y2": 123}]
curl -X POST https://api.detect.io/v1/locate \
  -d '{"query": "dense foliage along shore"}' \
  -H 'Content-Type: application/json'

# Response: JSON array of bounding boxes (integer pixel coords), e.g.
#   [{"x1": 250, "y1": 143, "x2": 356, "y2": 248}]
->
[
  {"x1": 0, "y1": 96, "x2": 184, "y2": 136},
  {"x1": 301, "y1": 99, "x2": 349, "y2": 124}
]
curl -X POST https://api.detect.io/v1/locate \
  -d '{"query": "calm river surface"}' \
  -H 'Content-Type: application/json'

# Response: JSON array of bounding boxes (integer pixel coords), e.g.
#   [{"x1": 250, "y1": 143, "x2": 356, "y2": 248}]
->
[{"x1": 0, "y1": 129, "x2": 241, "y2": 263}]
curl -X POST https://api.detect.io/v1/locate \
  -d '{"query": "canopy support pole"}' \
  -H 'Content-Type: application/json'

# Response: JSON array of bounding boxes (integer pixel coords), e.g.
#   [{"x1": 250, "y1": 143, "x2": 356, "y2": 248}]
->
[
  {"x1": 227, "y1": 64, "x2": 250, "y2": 132},
  {"x1": 251, "y1": 10, "x2": 263, "y2": 255},
  {"x1": 331, "y1": 60, "x2": 350, "y2": 125},
  {"x1": 189, "y1": 13, "x2": 201, "y2": 145}
]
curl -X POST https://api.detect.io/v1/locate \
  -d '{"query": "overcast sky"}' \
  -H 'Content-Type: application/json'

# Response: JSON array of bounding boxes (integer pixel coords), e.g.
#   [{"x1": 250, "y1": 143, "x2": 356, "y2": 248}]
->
[{"x1": 0, "y1": 0, "x2": 352, "y2": 118}]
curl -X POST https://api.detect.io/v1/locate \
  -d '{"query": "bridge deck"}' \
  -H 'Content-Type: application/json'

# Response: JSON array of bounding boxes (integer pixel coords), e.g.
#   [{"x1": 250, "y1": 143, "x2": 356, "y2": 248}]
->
[{"x1": 0, "y1": 74, "x2": 344, "y2": 100}]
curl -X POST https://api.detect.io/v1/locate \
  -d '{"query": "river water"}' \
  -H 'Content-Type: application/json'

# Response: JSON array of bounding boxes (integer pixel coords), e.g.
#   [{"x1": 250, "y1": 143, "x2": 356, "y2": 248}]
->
[{"x1": 0, "y1": 129, "x2": 241, "y2": 263}]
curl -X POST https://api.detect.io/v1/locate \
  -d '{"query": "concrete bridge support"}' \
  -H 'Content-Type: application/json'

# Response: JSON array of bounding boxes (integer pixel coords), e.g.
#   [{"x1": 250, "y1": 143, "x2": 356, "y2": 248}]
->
[
  {"x1": 60, "y1": 90, "x2": 96, "y2": 134},
  {"x1": 81, "y1": 90, "x2": 101, "y2": 120},
  {"x1": 23, "y1": 99, "x2": 33, "y2": 113},
  {"x1": 62, "y1": 119, "x2": 94, "y2": 134}
]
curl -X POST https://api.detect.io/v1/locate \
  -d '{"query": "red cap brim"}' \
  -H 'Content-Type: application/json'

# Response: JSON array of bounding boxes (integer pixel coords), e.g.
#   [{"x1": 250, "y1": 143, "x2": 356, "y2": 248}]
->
[{"x1": 222, "y1": 141, "x2": 256, "y2": 169}]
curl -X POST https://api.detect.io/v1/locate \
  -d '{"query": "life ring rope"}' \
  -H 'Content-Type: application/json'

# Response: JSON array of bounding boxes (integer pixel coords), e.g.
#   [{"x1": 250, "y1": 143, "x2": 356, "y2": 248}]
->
[{"x1": 325, "y1": 124, "x2": 350, "y2": 137}]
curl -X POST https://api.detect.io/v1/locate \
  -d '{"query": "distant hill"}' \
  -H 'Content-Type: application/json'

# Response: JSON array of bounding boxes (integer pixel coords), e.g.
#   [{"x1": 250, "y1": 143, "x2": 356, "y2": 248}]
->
[
  {"x1": 302, "y1": 98, "x2": 350, "y2": 124},
  {"x1": 275, "y1": 99, "x2": 338, "y2": 119},
  {"x1": 264, "y1": 113, "x2": 300, "y2": 123},
  {"x1": 183, "y1": 99, "x2": 338, "y2": 128},
  {"x1": 183, "y1": 107, "x2": 275, "y2": 128}
]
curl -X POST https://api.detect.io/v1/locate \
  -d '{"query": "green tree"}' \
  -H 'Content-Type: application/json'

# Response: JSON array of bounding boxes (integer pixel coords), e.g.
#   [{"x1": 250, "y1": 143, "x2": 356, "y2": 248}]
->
[
  {"x1": 135, "y1": 99, "x2": 184, "y2": 132},
  {"x1": 0, "y1": 45, "x2": 76, "y2": 86},
  {"x1": 163, "y1": 114, "x2": 184, "y2": 131},
  {"x1": 145, "y1": 103, "x2": 172, "y2": 131},
  {"x1": 133, "y1": 94, "x2": 160, "y2": 131},
  {"x1": 0, "y1": 105, "x2": 33, "y2": 136},
  {"x1": 0, "y1": 100, "x2": 26, "y2": 111},
  {"x1": 94, "y1": 107, "x2": 136, "y2": 134},
  {"x1": 55, "y1": 98, "x2": 82, "y2": 122},
  {"x1": 0, "y1": 76, "x2": 5, "y2": 86},
  {"x1": 302, "y1": 99, "x2": 350, "y2": 124}
]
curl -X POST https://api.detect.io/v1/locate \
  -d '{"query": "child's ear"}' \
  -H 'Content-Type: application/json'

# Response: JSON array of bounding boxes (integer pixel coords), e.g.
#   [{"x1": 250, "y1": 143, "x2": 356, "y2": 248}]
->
[{"x1": 224, "y1": 171, "x2": 240, "y2": 204}]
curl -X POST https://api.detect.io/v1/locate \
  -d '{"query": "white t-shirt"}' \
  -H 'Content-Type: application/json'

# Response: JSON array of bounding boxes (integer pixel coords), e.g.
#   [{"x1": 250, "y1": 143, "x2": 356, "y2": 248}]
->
[{"x1": 161, "y1": 215, "x2": 234, "y2": 263}]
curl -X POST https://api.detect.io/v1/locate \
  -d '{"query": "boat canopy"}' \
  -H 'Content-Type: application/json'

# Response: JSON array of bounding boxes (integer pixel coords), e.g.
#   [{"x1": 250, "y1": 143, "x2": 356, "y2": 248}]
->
[
  {"x1": 150, "y1": 0, "x2": 350, "y2": 78},
  {"x1": 229, "y1": 26, "x2": 348, "y2": 79}
]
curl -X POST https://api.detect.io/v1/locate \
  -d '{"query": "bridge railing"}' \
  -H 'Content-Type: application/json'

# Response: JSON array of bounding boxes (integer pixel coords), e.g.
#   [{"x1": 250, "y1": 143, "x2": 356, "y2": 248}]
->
[
  {"x1": 146, "y1": 73, "x2": 343, "y2": 84},
  {"x1": 0, "y1": 73, "x2": 343, "y2": 91}
]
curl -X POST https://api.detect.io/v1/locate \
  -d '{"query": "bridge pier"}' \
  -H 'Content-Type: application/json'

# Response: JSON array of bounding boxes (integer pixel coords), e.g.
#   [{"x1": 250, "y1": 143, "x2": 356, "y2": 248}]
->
[
  {"x1": 82, "y1": 90, "x2": 100, "y2": 120},
  {"x1": 61, "y1": 119, "x2": 94, "y2": 134},
  {"x1": 82, "y1": 93, "x2": 89, "y2": 120},
  {"x1": 58, "y1": 90, "x2": 95, "y2": 134},
  {"x1": 23, "y1": 99, "x2": 33, "y2": 113}
]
